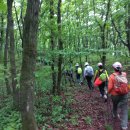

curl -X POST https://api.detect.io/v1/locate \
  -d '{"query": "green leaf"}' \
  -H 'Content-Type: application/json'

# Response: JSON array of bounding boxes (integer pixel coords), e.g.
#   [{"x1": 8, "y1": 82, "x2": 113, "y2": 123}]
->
[{"x1": 0, "y1": 0, "x2": 6, "y2": 12}]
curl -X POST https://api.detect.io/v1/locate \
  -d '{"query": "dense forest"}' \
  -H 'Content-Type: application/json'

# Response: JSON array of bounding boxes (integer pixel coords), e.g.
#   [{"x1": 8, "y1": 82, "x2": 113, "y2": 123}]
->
[{"x1": 0, "y1": 0, "x2": 130, "y2": 130}]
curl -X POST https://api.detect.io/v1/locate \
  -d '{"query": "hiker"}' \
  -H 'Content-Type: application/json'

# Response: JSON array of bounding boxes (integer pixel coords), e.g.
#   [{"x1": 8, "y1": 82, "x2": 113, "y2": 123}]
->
[
  {"x1": 75, "y1": 63, "x2": 82, "y2": 85},
  {"x1": 94, "y1": 62, "x2": 109, "y2": 99},
  {"x1": 66, "y1": 65, "x2": 75, "y2": 85},
  {"x1": 83, "y1": 62, "x2": 94, "y2": 90},
  {"x1": 108, "y1": 62, "x2": 128, "y2": 130}
]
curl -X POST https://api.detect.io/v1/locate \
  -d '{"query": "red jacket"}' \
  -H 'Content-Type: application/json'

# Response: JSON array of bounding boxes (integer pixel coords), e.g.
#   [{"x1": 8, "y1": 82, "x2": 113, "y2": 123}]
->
[{"x1": 108, "y1": 72, "x2": 127, "y2": 95}]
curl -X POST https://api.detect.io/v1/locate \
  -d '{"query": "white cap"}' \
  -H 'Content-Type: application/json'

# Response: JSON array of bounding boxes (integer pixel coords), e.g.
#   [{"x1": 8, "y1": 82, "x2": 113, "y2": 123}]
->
[
  {"x1": 84, "y1": 62, "x2": 89, "y2": 66},
  {"x1": 75, "y1": 63, "x2": 79, "y2": 66},
  {"x1": 97, "y1": 62, "x2": 103, "y2": 66},
  {"x1": 112, "y1": 62, "x2": 122, "y2": 69}
]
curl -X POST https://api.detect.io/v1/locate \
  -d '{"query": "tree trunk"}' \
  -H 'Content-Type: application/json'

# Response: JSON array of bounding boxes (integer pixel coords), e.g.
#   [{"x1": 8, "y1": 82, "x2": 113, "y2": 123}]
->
[
  {"x1": 14, "y1": 1, "x2": 23, "y2": 42},
  {"x1": 4, "y1": 20, "x2": 11, "y2": 95},
  {"x1": 101, "y1": 28, "x2": 106, "y2": 66},
  {"x1": 20, "y1": 0, "x2": 40, "y2": 130},
  {"x1": 0, "y1": 13, "x2": 4, "y2": 62},
  {"x1": 93, "y1": 0, "x2": 111, "y2": 65},
  {"x1": 7, "y1": 0, "x2": 18, "y2": 107},
  {"x1": 57, "y1": 0, "x2": 63, "y2": 94},
  {"x1": 126, "y1": 3, "x2": 130, "y2": 55},
  {"x1": 50, "y1": 0, "x2": 56, "y2": 94}
]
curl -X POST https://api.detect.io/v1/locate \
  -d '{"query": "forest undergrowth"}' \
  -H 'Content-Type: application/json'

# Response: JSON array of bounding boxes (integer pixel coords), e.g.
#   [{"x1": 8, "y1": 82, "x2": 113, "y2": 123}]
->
[{"x1": 39, "y1": 83, "x2": 130, "y2": 130}]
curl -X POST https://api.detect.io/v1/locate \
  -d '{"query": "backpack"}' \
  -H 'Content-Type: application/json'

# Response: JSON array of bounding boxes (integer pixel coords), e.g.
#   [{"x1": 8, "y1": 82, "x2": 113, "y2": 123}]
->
[
  {"x1": 98, "y1": 69, "x2": 107, "y2": 81},
  {"x1": 77, "y1": 67, "x2": 82, "y2": 74},
  {"x1": 113, "y1": 73, "x2": 128, "y2": 95},
  {"x1": 85, "y1": 66, "x2": 94, "y2": 76}
]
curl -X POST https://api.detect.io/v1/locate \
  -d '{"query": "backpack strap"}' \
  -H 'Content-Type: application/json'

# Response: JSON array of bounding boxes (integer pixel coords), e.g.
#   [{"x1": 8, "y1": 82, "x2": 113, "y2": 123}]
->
[{"x1": 98, "y1": 69, "x2": 104, "y2": 76}]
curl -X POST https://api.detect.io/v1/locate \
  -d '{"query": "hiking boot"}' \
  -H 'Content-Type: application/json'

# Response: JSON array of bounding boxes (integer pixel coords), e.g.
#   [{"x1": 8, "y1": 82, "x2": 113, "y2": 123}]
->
[
  {"x1": 103, "y1": 95, "x2": 107, "y2": 102},
  {"x1": 112, "y1": 113, "x2": 120, "y2": 120},
  {"x1": 121, "y1": 127, "x2": 128, "y2": 130},
  {"x1": 104, "y1": 95, "x2": 107, "y2": 99}
]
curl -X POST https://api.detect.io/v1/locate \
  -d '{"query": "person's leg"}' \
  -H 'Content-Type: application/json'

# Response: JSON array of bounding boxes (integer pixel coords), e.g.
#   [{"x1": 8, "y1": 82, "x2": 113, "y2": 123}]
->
[
  {"x1": 90, "y1": 76, "x2": 94, "y2": 90},
  {"x1": 87, "y1": 76, "x2": 93, "y2": 90},
  {"x1": 77, "y1": 74, "x2": 81, "y2": 84},
  {"x1": 119, "y1": 95, "x2": 128, "y2": 129},
  {"x1": 111, "y1": 95, "x2": 120, "y2": 117},
  {"x1": 98, "y1": 85, "x2": 103, "y2": 96},
  {"x1": 98, "y1": 82, "x2": 105, "y2": 97},
  {"x1": 86, "y1": 76, "x2": 91, "y2": 90}
]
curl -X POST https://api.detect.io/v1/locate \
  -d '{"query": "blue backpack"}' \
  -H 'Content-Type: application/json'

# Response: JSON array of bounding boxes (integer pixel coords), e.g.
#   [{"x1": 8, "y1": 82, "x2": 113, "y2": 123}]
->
[{"x1": 86, "y1": 66, "x2": 94, "y2": 76}]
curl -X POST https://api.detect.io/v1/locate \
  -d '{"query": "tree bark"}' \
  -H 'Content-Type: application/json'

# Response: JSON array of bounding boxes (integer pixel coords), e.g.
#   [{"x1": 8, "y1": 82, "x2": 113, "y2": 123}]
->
[
  {"x1": 7, "y1": 0, "x2": 18, "y2": 106},
  {"x1": 20, "y1": 0, "x2": 40, "y2": 130},
  {"x1": 0, "y1": 13, "x2": 4, "y2": 61},
  {"x1": 57, "y1": 0, "x2": 63, "y2": 94},
  {"x1": 126, "y1": 3, "x2": 130, "y2": 55},
  {"x1": 4, "y1": 15, "x2": 11, "y2": 95},
  {"x1": 50, "y1": 0, "x2": 56, "y2": 94},
  {"x1": 14, "y1": 1, "x2": 23, "y2": 42}
]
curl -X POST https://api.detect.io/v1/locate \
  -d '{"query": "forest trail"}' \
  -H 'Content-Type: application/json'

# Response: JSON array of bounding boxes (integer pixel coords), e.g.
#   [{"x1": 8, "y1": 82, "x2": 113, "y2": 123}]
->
[{"x1": 62, "y1": 84, "x2": 130, "y2": 130}]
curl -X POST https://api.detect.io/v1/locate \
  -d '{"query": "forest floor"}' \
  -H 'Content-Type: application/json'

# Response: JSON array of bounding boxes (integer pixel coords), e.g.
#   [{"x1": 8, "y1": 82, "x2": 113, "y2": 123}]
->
[{"x1": 46, "y1": 83, "x2": 130, "y2": 130}]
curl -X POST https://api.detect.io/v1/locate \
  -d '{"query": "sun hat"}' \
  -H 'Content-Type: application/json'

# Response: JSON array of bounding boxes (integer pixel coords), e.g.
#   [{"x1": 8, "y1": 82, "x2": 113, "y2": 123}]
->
[
  {"x1": 75, "y1": 63, "x2": 79, "y2": 66},
  {"x1": 112, "y1": 62, "x2": 122, "y2": 69},
  {"x1": 84, "y1": 62, "x2": 89, "y2": 66},
  {"x1": 97, "y1": 62, "x2": 103, "y2": 67}
]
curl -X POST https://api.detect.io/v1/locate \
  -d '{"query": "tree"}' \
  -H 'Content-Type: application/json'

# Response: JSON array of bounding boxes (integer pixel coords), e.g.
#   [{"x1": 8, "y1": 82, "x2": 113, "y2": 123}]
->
[
  {"x1": 111, "y1": 1, "x2": 130, "y2": 55},
  {"x1": 56, "y1": 0, "x2": 63, "y2": 94},
  {"x1": 50, "y1": 0, "x2": 56, "y2": 94},
  {"x1": 20, "y1": 0, "x2": 40, "y2": 129},
  {"x1": 6, "y1": 0, "x2": 18, "y2": 107},
  {"x1": 93, "y1": 0, "x2": 111, "y2": 65}
]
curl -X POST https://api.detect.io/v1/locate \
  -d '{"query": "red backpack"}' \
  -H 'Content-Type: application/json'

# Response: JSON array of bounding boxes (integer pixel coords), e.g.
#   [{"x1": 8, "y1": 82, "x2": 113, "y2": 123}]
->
[{"x1": 113, "y1": 72, "x2": 128, "y2": 95}]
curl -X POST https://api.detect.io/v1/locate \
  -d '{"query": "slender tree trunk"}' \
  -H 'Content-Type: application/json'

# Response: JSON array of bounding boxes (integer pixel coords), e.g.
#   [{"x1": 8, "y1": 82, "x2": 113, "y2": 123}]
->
[
  {"x1": 4, "y1": 19, "x2": 11, "y2": 95},
  {"x1": 0, "y1": 13, "x2": 4, "y2": 62},
  {"x1": 14, "y1": 1, "x2": 23, "y2": 42},
  {"x1": 7, "y1": 0, "x2": 18, "y2": 107},
  {"x1": 0, "y1": 12, "x2": 11, "y2": 95},
  {"x1": 50, "y1": 0, "x2": 56, "y2": 94},
  {"x1": 93, "y1": 0, "x2": 111, "y2": 65},
  {"x1": 126, "y1": 3, "x2": 130, "y2": 55},
  {"x1": 101, "y1": 28, "x2": 106, "y2": 66},
  {"x1": 20, "y1": 0, "x2": 40, "y2": 130},
  {"x1": 57, "y1": 0, "x2": 63, "y2": 94}
]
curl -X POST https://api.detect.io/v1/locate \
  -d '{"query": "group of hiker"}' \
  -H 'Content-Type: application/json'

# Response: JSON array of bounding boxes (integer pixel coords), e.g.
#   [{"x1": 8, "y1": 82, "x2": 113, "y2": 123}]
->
[{"x1": 72, "y1": 61, "x2": 129, "y2": 130}]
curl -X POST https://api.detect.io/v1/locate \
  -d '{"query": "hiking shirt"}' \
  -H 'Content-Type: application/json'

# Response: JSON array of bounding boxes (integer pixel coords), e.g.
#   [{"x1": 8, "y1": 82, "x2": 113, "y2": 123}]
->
[
  {"x1": 83, "y1": 65, "x2": 94, "y2": 78},
  {"x1": 94, "y1": 69, "x2": 109, "y2": 81},
  {"x1": 108, "y1": 72, "x2": 127, "y2": 96}
]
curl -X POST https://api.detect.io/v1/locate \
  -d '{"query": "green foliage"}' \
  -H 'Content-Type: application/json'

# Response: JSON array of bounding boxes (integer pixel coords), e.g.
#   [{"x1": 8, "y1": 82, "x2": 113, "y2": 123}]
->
[
  {"x1": 0, "y1": 97, "x2": 21, "y2": 130},
  {"x1": 84, "y1": 116, "x2": 92, "y2": 125},
  {"x1": 0, "y1": 0, "x2": 6, "y2": 12},
  {"x1": 51, "y1": 105, "x2": 65, "y2": 123},
  {"x1": 128, "y1": 109, "x2": 130, "y2": 120},
  {"x1": 35, "y1": 66, "x2": 52, "y2": 92},
  {"x1": 52, "y1": 95, "x2": 61, "y2": 103},
  {"x1": 70, "y1": 115, "x2": 79, "y2": 126},
  {"x1": 105, "y1": 124, "x2": 113, "y2": 130},
  {"x1": 51, "y1": 95, "x2": 67, "y2": 123}
]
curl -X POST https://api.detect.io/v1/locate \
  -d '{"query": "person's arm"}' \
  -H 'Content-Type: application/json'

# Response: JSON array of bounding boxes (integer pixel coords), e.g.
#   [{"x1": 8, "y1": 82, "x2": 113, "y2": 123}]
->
[
  {"x1": 108, "y1": 75, "x2": 114, "y2": 94},
  {"x1": 93, "y1": 70, "x2": 98, "y2": 81},
  {"x1": 83, "y1": 68, "x2": 86, "y2": 78}
]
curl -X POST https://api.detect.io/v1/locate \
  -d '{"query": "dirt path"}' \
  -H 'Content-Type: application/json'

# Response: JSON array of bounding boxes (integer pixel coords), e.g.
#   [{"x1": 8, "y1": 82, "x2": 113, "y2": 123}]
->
[{"x1": 63, "y1": 84, "x2": 130, "y2": 130}]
